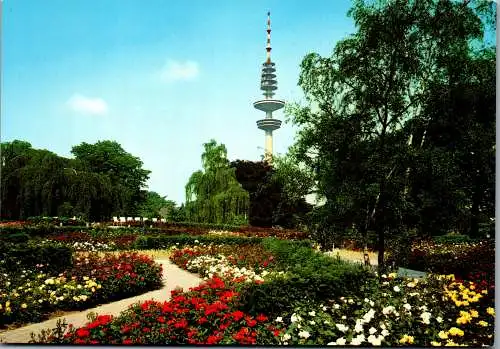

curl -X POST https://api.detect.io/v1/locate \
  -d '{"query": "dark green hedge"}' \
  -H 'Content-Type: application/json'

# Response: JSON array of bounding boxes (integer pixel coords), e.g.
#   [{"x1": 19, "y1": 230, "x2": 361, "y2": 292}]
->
[
  {"x1": 0, "y1": 232, "x2": 30, "y2": 243},
  {"x1": 27, "y1": 216, "x2": 86, "y2": 226},
  {"x1": 133, "y1": 234, "x2": 263, "y2": 249},
  {"x1": 0, "y1": 241, "x2": 73, "y2": 275},
  {"x1": 0, "y1": 225, "x2": 89, "y2": 236},
  {"x1": 237, "y1": 238, "x2": 376, "y2": 316},
  {"x1": 405, "y1": 240, "x2": 494, "y2": 279},
  {"x1": 432, "y1": 234, "x2": 475, "y2": 244},
  {"x1": 1, "y1": 223, "x2": 308, "y2": 241}
]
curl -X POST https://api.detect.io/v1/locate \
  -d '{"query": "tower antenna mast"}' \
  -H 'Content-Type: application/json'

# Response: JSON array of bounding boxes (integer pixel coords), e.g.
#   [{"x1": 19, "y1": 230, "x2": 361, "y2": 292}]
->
[{"x1": 254, "y1": 11, "x2": 284, "y2": 162}]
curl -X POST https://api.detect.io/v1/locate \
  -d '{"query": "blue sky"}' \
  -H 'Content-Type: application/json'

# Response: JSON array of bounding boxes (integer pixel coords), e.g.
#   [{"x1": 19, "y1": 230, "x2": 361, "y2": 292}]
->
[{"x1": 2, "y1": 0, "x2": 355, "y2": 204}]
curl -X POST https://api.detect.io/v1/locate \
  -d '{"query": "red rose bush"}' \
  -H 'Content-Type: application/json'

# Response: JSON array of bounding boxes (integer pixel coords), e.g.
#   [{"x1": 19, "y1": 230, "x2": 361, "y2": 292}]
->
[{"x1": 30, "y1": 276, "x2": 283, "y2": 345}]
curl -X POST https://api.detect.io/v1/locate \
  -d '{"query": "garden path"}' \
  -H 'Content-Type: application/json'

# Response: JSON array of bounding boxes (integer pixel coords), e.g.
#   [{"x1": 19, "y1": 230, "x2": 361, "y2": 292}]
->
[
  {"x1": 325, "y1": 249, "x2": 379, "y2": 266},
  {"x1": 0, "y1": 259, "x2": 202, "y2": 344}
]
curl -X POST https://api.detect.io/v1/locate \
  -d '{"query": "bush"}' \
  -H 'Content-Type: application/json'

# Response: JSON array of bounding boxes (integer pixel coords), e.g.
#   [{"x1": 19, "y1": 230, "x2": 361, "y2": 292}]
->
[
  {"x1": 0, "y1": 241, "x2": 73, "y2": 275},
  {"x1": 1, "y1": 252, "x2": 163, "y2": 328},
  {"x1": 433, "y1": 234, "x2": 473, "y2": 244},
  {"x1": 26, "y1": 216, "x2": 86, "y2": 226},
  {"x1": 236, "y1": 238, "x2": 376, "y2": 316},
  {"x1": 408, "y1": 240, "x2": 494, "y2": 278},
  {"x1": 30, "y1": 277, "x2": 282, "y2": 345},
  {"x1": 0, "y1": 232, "x2": 30, "y2": 243},
  {"x1": 0, "y1": 225, "x2": 89, "y2": 237},
  {"x1": 133, "y1": 234, "x2": 263, "y2": 249},
  {"x1": 65, "y1": 253, "x2": 163, "y2": 302}
]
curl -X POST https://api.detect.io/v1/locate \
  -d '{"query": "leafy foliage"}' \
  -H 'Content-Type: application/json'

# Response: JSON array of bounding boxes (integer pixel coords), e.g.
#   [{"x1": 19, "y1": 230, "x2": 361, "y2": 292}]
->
[
  {"x1": 185, "y1": 140, "x2": 249, "y2": 224},
  {"x1": 137, "y1": 191, "x2": 176, "y2": 219},
  {"x1": 286, "y1": 0, "x2": 496, "y2": 268},
  {"x1": 231, "y1": 160, "x2": 312, "y2": 228},
  {"x1": 1, "y1": 140, "x2": 152, "y2": 221},
  {"x1": 133, "y1": 234, "x2": 263, "y2": 250}
]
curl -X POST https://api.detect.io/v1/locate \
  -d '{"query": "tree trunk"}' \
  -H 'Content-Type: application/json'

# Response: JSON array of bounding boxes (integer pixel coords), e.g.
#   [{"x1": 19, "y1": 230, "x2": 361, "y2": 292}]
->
[
  {"x1": 470, "y1": 176, "x2": 481, "y2": 238},
  {"x1": 376, "y1": 118, "x2": 389, "y2": 271},
  {"x1": 376, "y1": 186, "x2": 387, "y2": 269}
]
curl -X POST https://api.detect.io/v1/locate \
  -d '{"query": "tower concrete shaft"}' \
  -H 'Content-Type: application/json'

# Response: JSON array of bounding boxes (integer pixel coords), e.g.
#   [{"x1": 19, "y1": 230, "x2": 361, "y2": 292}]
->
[{"x1": 253, "y1": 11, "x2": 284, "y2": 162}]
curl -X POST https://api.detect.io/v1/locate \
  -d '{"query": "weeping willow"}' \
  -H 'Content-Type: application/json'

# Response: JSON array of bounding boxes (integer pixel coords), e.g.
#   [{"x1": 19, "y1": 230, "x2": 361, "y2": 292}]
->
[{"x1": 185, "y1": 140, "x2": 249, "y2": 224}]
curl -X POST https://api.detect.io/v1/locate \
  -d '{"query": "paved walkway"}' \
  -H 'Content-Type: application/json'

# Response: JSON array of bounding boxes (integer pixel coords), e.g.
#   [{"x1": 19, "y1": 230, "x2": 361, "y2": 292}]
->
[
  {"x1": 325, "y1": 249, "x2": 379, "y2": 266},
  {"x1": 0, "y1": 259, "x2": 202, "y2": 344}
]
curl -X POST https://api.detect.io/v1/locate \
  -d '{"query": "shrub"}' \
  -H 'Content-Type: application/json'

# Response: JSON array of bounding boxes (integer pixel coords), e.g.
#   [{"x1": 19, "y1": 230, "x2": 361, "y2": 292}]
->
[
  {"x1": 236, "y1": 238, "x2": 376, "y2": 316},
  {"x1": 0, "y1": 225, "x2": 89, "y2": 237},
  {"x1": 133, "y1": 234, "x2": 262, "y2": 249},
  {"x1": 401, "y1": 240, "x2": 494, "y2": 280},
  {"x1": 64, "y1": 253, "x2": 163, "y2": 301},
  {"x1": 1, "y1": 252, "x2": 163, "y2": 328},
  {"x1": 0, "y1": 241, "x2": 73, "y2": 275},
  {"x1": 0, "y1": 232, "x2": 30, "y2": 243},
  {"x1": 30, "y1": 277, "x2": 283, "y2": 345},
  {"x1": 433, "y1": 234, "x2": 473, "y2": 244}
]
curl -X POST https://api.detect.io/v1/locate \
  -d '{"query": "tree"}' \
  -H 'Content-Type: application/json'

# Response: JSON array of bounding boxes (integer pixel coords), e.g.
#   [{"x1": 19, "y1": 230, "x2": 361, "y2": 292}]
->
[
  {"x1": 269, "y1": 155, "x2": 315, "y2": 228},
  {"x1": 408, "y1": 47, "x2": 496, "y2": 238},
  {"x1": 287, "y1": 0, "x2": 494, "y2": 269},
  {"x1": 71, "y1": 140, "x2": 151, "y2": 216},
  {"x1": 231, "y1": 159, "x2": 313, "y2": 228},
  {"x1": 185, "y1": 140, "x2": 249, "y2": 224},
  {"x1": 137, "y1": 191, "x2": 170, "y2": 218},
  {"x1": 1, "y1": 140, "x2": 152, "y2": 222},
  {"x1": 231, "y1": 160, "x2": 277, "y2": 227}
]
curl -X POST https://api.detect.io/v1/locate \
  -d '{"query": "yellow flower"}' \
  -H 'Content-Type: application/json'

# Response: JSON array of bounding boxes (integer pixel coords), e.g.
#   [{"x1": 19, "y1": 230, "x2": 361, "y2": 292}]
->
[
  {"x1": 478, "y1": 320, "x2": 488, "y2": 327},
  {"x1": 481, "y1": 290, "x2": 488, "y2": 295},
  {"x1": 445, "y1": 340, "x2": 459, "y2": 347},
  {"x1": 21, "y1": 303, "x2": 27, "y2": 309},
  {"x1": 448, "y1": 327, "x2": 464, "y2": 337},
  {"x1": 456, "y1": 317, "x2": 468, "y2": 325},
  {"x1": 438, "y1": 331, "x2": 449, "y2": 339},
  {"x1": 486, "y1": 307, "x2": 495, "y2": 316},
  {"x1": 0, "y1": 304, "x2": 2, "y2": 310},
  {"x1": 5, "y1": 301, "x2": 10, "y2": 308},
  {"x1": 399, "y1": 335, "x2": 415, "y2": 344},
  {"x1": 469, "y1": 309, "x2": 478, "y2": 318},
  {"x1": 431, "y1": 341, "x2": 441, "y2": 346}
]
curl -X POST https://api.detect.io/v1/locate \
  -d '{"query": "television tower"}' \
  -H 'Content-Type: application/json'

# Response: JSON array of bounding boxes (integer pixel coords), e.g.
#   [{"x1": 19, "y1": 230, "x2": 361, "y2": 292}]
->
[{"x1": 254, "y1": 11, "x2": 284, "y2": 162}]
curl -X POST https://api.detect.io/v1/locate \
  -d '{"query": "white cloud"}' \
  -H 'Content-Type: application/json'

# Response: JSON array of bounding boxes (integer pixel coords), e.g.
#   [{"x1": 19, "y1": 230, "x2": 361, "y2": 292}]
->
[
  {"x1": 160, "y1": 60, "x2": 199, "y2": 82},
  {"x1": 67, "y1": 94, "x2": 108, "y2": 115}
]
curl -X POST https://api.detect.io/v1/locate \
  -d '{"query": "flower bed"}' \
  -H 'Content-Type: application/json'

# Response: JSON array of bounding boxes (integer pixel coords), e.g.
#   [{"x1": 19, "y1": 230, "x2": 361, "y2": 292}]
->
[
  {"x1": 27, "y1": 241, "x2": 496, "y2": 346},
  {"x1": 0, "y1": 252, "x2": 163, "y2": 328},
  {"x1": 387, "y1": 239, "x2": 494, "y2": 290},
  {"x1": 30, "y1": 276, "x2": 283, "y2": 345},
  {"x1": 275, "y1": 273, "x2": 494, "y2": 346},
  {"x1": 170, "y1": 244, "x2": 284, "y2": 284},
  {"x1": 133, "y1": 234, "x2": 264, "y2": 250},
  {"x1": 0, "y1": 221, "x2": 27, "y2": 228},
  {"x1": 169, "y1": 241, "x2": 495, "y2": 346},
  {"x1": 46, "y1": 231, "x2": 137, "y2": 251}
]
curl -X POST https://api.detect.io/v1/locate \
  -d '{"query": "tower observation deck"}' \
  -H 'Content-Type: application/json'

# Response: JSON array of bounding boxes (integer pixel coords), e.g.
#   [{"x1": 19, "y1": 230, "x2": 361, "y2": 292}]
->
[{"x1": 254, "y1": 11, "x2": 284, "y2": 162}]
